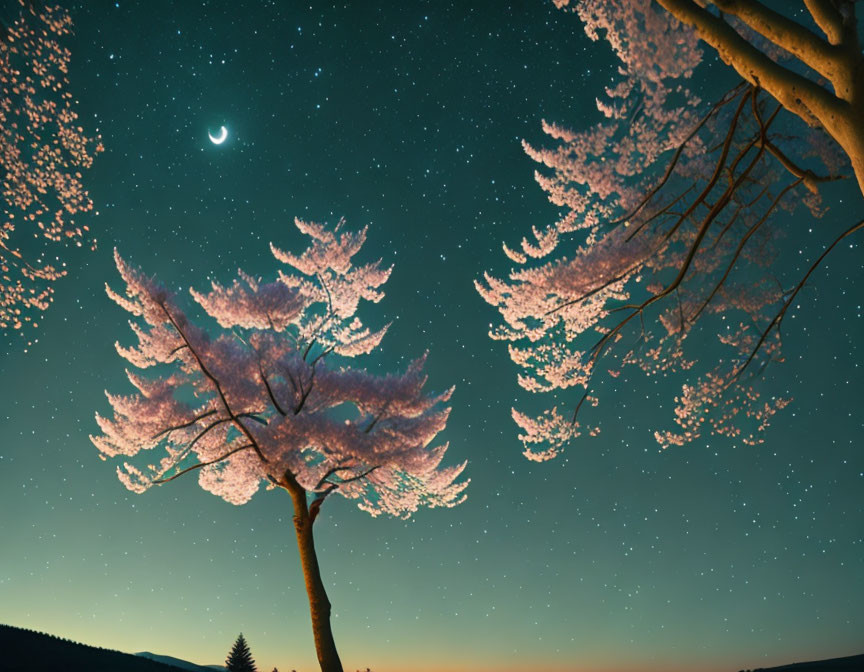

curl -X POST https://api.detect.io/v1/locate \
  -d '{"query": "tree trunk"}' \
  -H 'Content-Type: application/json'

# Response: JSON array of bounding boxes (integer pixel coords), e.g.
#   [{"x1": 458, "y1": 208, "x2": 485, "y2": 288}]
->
[
  {"x1": 842, "y1": 102, "x2": 864, "y2": 198},
  {"x1": 284, "y1": 475, "x2": 344, "y2": 672}
]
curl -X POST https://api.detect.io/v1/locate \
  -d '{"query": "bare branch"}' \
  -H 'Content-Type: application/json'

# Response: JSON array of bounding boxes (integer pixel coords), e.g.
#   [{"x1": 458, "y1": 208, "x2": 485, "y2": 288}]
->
[
  {"x1": 624, "y1": 184, "x2": 695, "y2": 243},
  {"x1": 732, "y1": 216, "x2": 864, "y2": 380},
  {"x1": 570, "y1": 388, "x2": 592, "y2": 425},
  {"x1": 760, "y1": 139, "x2": 845, "y2": 193}
]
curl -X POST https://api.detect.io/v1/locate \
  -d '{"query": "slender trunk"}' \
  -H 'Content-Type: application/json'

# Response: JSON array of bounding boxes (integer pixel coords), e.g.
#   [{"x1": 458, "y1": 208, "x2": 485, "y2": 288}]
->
[{"x1": 284, "y1": 476, "x2": 344, "y2": 672}]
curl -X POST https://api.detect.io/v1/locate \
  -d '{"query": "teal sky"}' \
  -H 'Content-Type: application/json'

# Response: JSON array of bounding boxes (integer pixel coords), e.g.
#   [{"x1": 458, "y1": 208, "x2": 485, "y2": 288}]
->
[{"x1": 1, "y1": 2, "x2": 862, "y2": 672}]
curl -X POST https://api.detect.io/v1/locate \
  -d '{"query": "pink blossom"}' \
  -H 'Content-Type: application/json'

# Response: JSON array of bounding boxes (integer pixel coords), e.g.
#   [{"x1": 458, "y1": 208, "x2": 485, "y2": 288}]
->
[
  {"x1": 1, "y1": 2, "x2": 102, "y2": 337},
  {"x1": 92, "y1": 219, "x2": 467, "y2": 518},
  {"x1": 479, "y1": 0, "x2": 844, "y2": 457}
]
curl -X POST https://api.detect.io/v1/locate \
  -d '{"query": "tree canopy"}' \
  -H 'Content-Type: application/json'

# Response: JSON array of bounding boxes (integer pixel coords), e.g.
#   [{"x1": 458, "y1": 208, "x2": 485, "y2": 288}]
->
[
  {"x1": 1, "y1": 0, "x2": 102, "y2": 337},
  {"x1": 478, "y1": 0, "x2": 862, "y2": 459}
]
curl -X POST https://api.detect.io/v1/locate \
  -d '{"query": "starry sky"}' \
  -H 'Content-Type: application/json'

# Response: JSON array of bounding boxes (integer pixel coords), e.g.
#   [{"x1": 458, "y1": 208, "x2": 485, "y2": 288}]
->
[{"x1": 1, "y1": 2, "x2": 863, "y2": 672}]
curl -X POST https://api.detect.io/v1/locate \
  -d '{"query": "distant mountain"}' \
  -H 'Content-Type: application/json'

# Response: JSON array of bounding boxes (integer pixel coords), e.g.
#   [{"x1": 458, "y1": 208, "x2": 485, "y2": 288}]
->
[
  {"x1": 0, "y1": 623, "x2": 193, "y2": 672},
  {"x1": 136, "y1": 651, "x2": 222, "y2": 672},
  {"x1": 743, "y1": 654, "x2": 864, "y2": 672}
]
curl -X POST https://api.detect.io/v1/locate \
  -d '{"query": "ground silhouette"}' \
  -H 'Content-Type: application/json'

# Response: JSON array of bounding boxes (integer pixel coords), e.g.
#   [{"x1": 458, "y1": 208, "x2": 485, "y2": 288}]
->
[{"x1": 0, "y1": 624, "x2": 213, "y2": 672}]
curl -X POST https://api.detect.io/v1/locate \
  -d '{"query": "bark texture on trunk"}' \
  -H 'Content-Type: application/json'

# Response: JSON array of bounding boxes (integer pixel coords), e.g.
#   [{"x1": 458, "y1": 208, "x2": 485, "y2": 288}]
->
[{"x1": 282, "y1": 472, "x2": 344, "y2": 672}]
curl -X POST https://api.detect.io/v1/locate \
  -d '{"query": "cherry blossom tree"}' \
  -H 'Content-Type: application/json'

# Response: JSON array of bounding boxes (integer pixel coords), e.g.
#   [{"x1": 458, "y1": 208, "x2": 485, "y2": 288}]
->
[
  {"x1": 477, "y1": 0, "x2": 862, "y2": 460},
  {"x1": 91, "y1": 219, "x2": 468, "y2": 672},
  {"x1": 0, "y1": 0, "x2": 102, "y2": 337}
]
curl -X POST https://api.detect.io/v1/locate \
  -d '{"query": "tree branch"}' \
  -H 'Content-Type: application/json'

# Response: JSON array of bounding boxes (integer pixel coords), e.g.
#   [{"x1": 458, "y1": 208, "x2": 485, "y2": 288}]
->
[
  {"x1": 158, "y1": 302, "x2": 269, "y2": 464},
  {"x1": 732, "y1": 216, "x2": 864, "y2": 380},
  {"x1": 313, "y1": 460, "x2": 354, "y2": 491},
  {"x1": 590, "y1": 101, "x2": 772, "y2": 366},
  {"x1": 294, "y1": 365, "x2": 316, "y2": 414},
  {"x1": 151, "y1": 409, "x2": 217, "y2": 440},
  {"x1": 153, "y1": 443, "x2": 255, "y2": 485},
  {"x1": 611, "y1": 82, "x2": 747, "y2": 227},
  {"x1": 655, "y1": 0, "x2": 846, "y2": 126},
  {"x1": 333, "y1": 466, "x2": 379, "y2": 486},
  {"x1": 804, "y1": 0, "x2": 845, "y2": 45},
  {"x1": 302, "y1": 273, "x2": 335, "y2": 361},
  {"x1": 710, "y1": 0, "x2": 839, "y2": 81},
  {"x1": 662, "y1": 86, "x2": 755, "y2": 242},
  {"x1": 690, "y1": 177, "x2": 802, "y2": 323},
  {"x1": 258, "y1": 361, "x2": 287, "y2": 416},
  {"x1": 759, "y1": 138, "x2": 845, "y2": 193},
  {"x1": 150, "y1": 411, "x2": 266, "y2": 483}
]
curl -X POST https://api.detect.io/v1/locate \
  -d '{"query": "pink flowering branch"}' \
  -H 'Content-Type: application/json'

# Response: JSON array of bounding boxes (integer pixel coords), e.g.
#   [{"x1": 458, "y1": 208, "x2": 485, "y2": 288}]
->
[
  {"x1": 1, "y1": 1, "x2": 102, "y2": 336},
  {"x1": 480, "y1": 1, "x2": 855, "y2": 457}
]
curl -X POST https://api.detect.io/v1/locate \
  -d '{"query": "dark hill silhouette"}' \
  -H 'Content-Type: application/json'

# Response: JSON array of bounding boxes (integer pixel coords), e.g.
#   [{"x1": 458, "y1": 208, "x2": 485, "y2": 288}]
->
[
  {"x1": 136, "y1": 651, "x2": 224, "y2": 671},
  {"x1": 745, "y1": 654, "x2": 864, "y2": 672},
  {"x1": 0, "y1": 623, "x2": 211, "y2": 672}
]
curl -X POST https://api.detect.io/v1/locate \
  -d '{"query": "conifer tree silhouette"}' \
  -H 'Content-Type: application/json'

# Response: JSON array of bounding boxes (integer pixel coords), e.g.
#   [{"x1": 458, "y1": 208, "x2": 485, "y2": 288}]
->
[{"x1": 225, "y1": 633, "x2": 257, "y2": 672}]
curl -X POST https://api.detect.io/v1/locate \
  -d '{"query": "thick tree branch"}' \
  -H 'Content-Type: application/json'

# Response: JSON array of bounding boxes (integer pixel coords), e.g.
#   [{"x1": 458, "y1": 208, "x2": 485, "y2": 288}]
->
[
  {"x1": 710, "y1": 0, "x2": 839, "y2": 80},
  {"x1": 655, "y1": 0, "x2": 845, "y2": 123},
  {"x1": 656, "y1": 0, "x2": 864, "y2": 197},
  {"x1": 804, "y1": 0, "x2": 845, "y2": 45}
]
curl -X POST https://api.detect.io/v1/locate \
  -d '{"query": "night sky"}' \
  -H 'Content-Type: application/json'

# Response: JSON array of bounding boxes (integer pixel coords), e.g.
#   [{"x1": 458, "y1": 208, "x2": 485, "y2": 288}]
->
[{"x1": 1, "y1": 2, "x2": 863, "y2": 672}]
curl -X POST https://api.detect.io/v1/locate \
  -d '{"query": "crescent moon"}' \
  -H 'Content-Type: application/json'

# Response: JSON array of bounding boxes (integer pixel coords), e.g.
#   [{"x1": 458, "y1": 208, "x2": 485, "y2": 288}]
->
[{"x1": 208, "y1": 126, "x2": 228, "y2": 144}]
